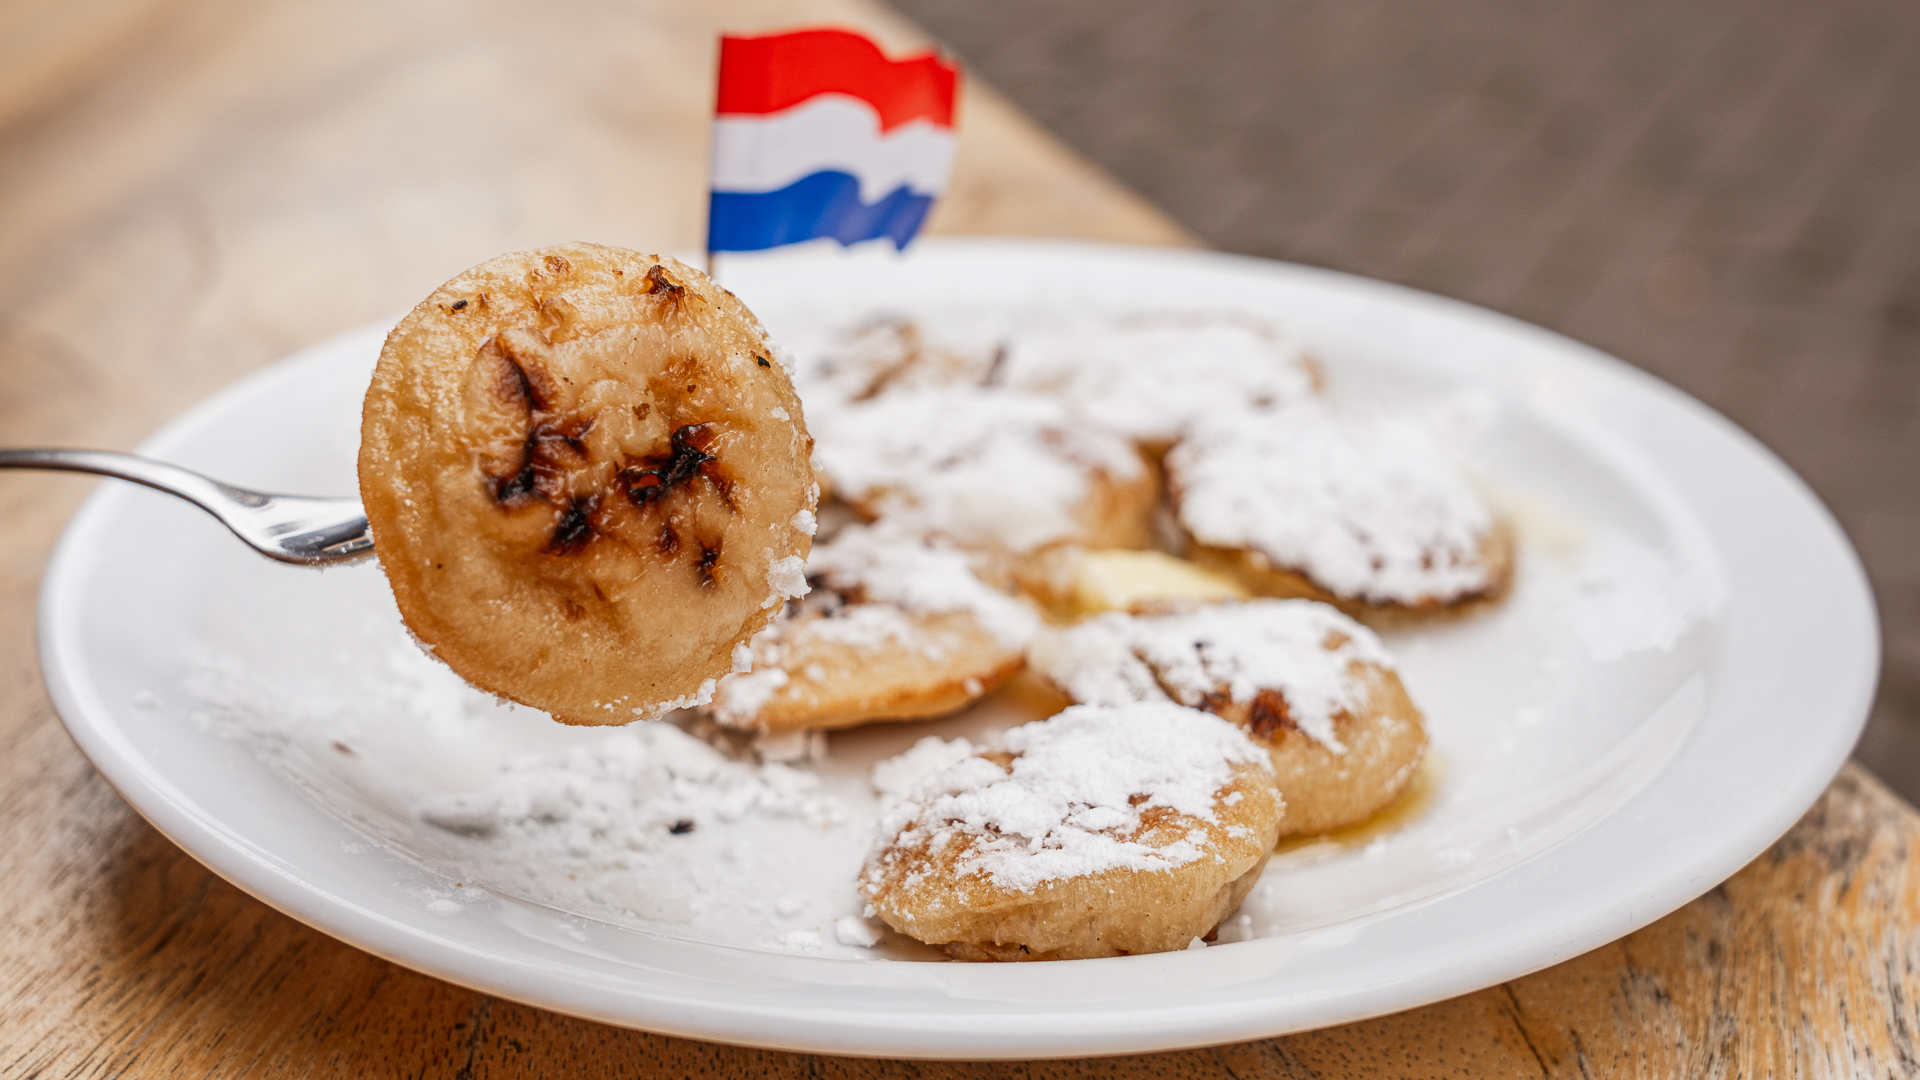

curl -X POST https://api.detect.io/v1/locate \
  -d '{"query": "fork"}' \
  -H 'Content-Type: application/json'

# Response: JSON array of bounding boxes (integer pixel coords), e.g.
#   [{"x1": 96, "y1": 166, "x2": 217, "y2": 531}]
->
[{"x1": 0, "y1": 448, "x2": 372, "y2": 566}]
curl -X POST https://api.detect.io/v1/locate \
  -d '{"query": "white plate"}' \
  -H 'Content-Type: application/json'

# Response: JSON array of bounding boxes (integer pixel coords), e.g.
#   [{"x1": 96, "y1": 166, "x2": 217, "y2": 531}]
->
[{"x1": 40, "y1": 239, "x2": 1877, "y2": 1059}]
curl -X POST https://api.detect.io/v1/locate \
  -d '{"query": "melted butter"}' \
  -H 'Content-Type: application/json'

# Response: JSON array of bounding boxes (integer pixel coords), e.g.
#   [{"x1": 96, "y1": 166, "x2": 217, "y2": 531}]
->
[
  {"x1": 1272, "y1": 751, "x2": 1444, "y2": 858},
  {"x1": 1071, "y1": 548, "x2": 1249, "y2": 616}
]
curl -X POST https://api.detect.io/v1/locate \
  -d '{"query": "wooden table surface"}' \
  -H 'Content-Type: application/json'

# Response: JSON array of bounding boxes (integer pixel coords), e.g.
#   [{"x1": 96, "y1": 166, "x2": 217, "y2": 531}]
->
[{"x1": 1, "y1": 0, "x2": 1914, "y2": 1075}]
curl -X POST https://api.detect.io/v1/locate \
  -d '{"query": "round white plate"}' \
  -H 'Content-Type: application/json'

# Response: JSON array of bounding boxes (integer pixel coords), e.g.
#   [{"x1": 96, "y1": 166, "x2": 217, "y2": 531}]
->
[{"x1": 41, "y1": 239, "x2": 1877, "y2": 1058}]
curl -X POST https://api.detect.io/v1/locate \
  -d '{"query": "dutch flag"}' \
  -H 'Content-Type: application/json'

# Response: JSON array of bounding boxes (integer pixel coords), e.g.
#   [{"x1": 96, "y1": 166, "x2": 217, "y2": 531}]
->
[{"x1": 707, "y1": 29, "x2": 960, "y2": 254}]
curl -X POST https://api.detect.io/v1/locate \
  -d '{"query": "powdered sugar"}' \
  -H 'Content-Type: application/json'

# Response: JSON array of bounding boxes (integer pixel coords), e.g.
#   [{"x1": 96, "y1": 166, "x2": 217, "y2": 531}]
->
[
  {"x1": 406, "y1": 719, "x2": 861, "y2": 943},
  {"x1": 835, "y1": 914, "x2": 883, "y2": 947},
  {"x1": 709, "y1": 530, "x2": 1037, "y2": 728},
  {"x1": 764, "y1": 555, "x2": 811, "y2": 608},
  {"x1": 647, "y1": 677, "x2": 717, "y2": 715},
  {"x1": 1169, "y1": 403, "x2": 1496, "y2": 605},
  {"x1": 867, "y1": 703, "x2": 1268, "y2": 892},
  {"x1": 788, "y1": 315, "x2": 989, "y2": 406},
  {"x1": 765, "y1": 340, "x2": 797, "y2": 375},
  {"x1": 790, "y1": 602, "x2": 920, "y2": 649},
  {"x1": 416, "y1": 722, "x2": 844, "y2": 838},
  {"x1": 1000, "y1": 314, "x2": 1318, "y2": 443},
  {"x1": 868, "y1": 735, "x2": 978, "y2": 812},
  {"x1": 711, "y1": 659, "x2": 790, "y2": 722},
  {"x1": 808, "y1": 525, "x2": 1040, "y2": 648},
  {"x1": 708, "y1": 605, "x2": 924, "y2": 729},
  {"x1": 1029, "y1": 601, "x2": 1393, "y2": 750},
  {"x1": 174, "y1": 627, "x2": 883, "y2": 951},
  {"x1": 810, "y1": 387, "x2": 1143, "y2": 554},
  {"x1": 787, "y1": 310, "x2": 1317, "y2": 448}
]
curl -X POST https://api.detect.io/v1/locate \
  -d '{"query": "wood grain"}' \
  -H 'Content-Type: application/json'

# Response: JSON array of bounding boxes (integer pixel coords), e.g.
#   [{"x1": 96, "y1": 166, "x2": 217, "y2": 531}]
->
[{"x1": 0, "y1": 0, "x2": 1912, "y2": 1075}]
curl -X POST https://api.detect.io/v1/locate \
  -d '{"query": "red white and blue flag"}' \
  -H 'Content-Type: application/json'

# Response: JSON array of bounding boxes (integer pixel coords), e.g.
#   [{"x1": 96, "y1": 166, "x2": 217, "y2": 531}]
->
[{"x1": 707, "y1": 29, "x2": 960, "y2": 253}]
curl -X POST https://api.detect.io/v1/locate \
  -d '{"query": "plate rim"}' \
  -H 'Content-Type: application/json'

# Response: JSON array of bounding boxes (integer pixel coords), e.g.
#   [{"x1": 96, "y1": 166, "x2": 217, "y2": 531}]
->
[{"x1": 38, "y1": 237, "x2": 1881, "y2": 1058}]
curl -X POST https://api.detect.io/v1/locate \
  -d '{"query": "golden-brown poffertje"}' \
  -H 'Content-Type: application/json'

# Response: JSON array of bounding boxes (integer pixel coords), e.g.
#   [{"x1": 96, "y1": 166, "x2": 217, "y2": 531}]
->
[
  {"x1": 1028, "y1": 600, "x2": 1426, "y2": 836},
  {"x1": 1190, "y1": 528, "x2": 1514, "y2": 628},
  {"x1": 359, "y1": 243, "x2": 817, "y2": 725},
  {"x1": 707, "y1": 526, "x2": 1040, "y2": 734},
  {"x1": 1167, "y1": 402, "x2": 1512, "y2": 622},
  {"x1": 861, "y1": 702, "x2": 1283, "y2": 961}
]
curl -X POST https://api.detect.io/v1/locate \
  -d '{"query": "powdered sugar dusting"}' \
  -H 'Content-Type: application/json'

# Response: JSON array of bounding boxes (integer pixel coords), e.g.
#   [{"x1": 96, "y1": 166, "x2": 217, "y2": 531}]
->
[
  {"x1": 835, "y1": 914, "x2": 883, "y2": 947},
  {"x1": 709, "y1": 529, "x2": 1037, "y2": 728},
  {"x1": 809, "y1": 525, "x2": 1040, "y2": 648},
  {"x1": 1024, "y1": 617, "x2": 1167, "y2": 707},
  {"x1": 868, "y1": 703, "x2": 1268, "y2": 892},
  {"x1": 648, "y1": 677, "x2": 717, "y2": 716},
  {"x1": 1001, "y1": 314, "x2": 1317, "y2": 443},
  {"x1": 708, "y1": 606, "x2": 920, "y2": 729},
  {"x1": 713, "y1": 659, "x2": 789, "y2": 722},
  {"x1": 869, "y1": 735, "x2": 979, "y2": 812},
  {"x1": 761, "y1": 337, "x2": 797, "y2": 375},
  {"x1": 795, "y1": 603, "x2": 919, "y2": 648},
  {"x1": 811, "y1": 388, "x2": 1143, "y2": 554},
  {"x1": 1030, "y1": 601, "x2": 1393, "y2": 751},
  {"x1": 786, "y1": 310, "x2": 1317, "y2": 446},
  {"x1": 786, "y1": 315, "x2": 994, "y2": 406},
  {"x1": 1169, "y1": 403, "x2": 1495, "y2": 604},
  {"x1": 406, "y1": 721, "x2": 857, "y2": 939},
  {"x1": 416, "y1": 722, "x2": 845, "y2": 840}
]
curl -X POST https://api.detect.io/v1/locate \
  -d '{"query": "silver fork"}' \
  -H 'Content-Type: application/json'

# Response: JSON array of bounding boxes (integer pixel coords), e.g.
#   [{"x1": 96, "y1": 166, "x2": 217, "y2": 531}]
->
[{"x1": 0, "y1": 448, "x2": 373, "y2": 566}]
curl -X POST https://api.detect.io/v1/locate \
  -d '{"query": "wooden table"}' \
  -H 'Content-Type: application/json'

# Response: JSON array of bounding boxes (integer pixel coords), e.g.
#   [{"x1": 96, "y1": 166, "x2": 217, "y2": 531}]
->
[{"x1": 1, "y1": 0, "x2": 1913, "y2": 1074}]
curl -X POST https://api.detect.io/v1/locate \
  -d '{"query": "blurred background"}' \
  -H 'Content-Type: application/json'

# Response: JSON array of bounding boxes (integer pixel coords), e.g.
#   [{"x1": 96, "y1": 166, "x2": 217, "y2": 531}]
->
[{"x1": 894, "y1": 0, "x2": 1920, "y2": 800}]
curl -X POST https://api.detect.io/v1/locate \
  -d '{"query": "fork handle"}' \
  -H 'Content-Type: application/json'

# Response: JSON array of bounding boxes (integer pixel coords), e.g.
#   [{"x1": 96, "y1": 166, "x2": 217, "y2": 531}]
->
[{"x1": 0, "y1": 448, "x2": 262, "y2": 513}]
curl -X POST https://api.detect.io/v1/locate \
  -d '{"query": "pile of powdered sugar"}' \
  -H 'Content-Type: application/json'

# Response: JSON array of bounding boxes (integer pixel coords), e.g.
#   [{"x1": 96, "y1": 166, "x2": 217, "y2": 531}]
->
[
  {"x1": 809, "y1": 387, "x2": 1144, "y2": 554},
  {"x1": 763, "y1": 554, "x2": 811, "y2": 610},
  {"x1": 807, "y1": 525, "x2": 1040, "y2": 647},
  {"x1": 1167, "y1": 402, "x2": 1496, "y2": 604},
  {"x1": 175, "y1": 624, "x2": 889, "y2": 955},
  {"x1": 1028, "y1": 601, "x2": 1393, "y2": 751},
  {"x1": 998, "y1": 313, "x2": 1318, "y2": 444},
  {"x1": 868, "y1": 733, "x2": 980, "y2": 811},
  {"x1": 866, "y1": 702, "x2": 1267, "y2": 893},
  {"x1": 408, "y1": 721, "x2": 861, "y2": 936},
  {"x1": 785, "y1": 315, "x2": 993, "y2": 406},
  {"x1": 415, "y1": 722, "x2": 844, "y2": 840},
  {"x1": 785, "y1": 310, "x2": 1318, "y2": 449}
]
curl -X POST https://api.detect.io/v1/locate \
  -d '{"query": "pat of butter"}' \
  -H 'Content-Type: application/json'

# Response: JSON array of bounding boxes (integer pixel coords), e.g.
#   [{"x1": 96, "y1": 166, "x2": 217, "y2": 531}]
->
[{"x1": 1071, "y1": 550, "x2": 1249, "y2": 615}]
